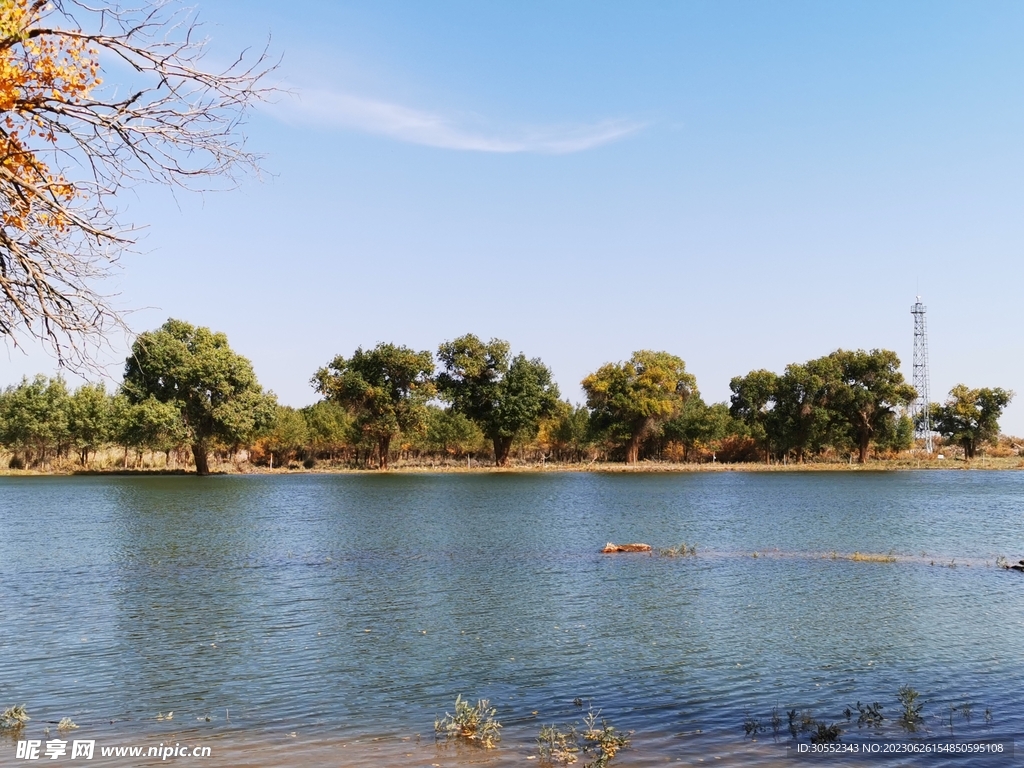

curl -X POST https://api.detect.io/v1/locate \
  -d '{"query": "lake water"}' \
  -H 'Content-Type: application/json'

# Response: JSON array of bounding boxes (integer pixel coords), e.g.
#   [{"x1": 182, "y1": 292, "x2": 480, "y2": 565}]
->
[{"x1": 1, "y1": 471, "x2": 1023, "y2": 766}]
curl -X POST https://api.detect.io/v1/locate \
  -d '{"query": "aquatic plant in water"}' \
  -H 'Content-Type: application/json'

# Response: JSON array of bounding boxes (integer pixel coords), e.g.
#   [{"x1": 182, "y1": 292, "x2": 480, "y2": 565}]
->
[
  {"x1": 787, "y1": 708, "x2": 800, "y2": 739},
  {"x1": 777, "y1": 710, "x2": 840, "y2": 743},
  {"x1": 56, "y1": 718, "x2": 78, "y2": 731},
  {"x1": 896, "y1": 686, "x2": 923, "y2": 730},
  {"x1": 809, "y1": 722, "x2": 842, "y2": 743},
  {"x1": 658, "y1": 543, "x2": 698, "y2": 557},
  {"x1": 754, "y1": 689, "x2": 990, "y2": 747},
  {"x1": 538, "y1": 723, "x2": 580, "y2": 765},
  {"x1": 581, "y1": 710, "x2": 631, "y2": 767},
  {"x1": 850, "y1": 551, "x2": 897, "y2": 563},
  {"x1": 742, "y1": 715, "x2": 764, "y2": 737},
  {"x1": 855, "y1": 701, "x2": 884, "y2": 726},
  {"x1": 537, "y1": 708, "x2": 631, "y2": 767},
  {"x1": 434, "y1": 695, "x2": 501, "y2": 748},
  {"x1": 0, "y1": 705, "x2": 29, "y2": 730}
]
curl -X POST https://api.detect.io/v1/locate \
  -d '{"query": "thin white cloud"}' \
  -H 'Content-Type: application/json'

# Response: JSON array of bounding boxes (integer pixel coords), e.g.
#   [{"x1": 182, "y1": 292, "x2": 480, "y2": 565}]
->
[{"x1": 266, "y1": 87, "x2": 645, "y2": 154}]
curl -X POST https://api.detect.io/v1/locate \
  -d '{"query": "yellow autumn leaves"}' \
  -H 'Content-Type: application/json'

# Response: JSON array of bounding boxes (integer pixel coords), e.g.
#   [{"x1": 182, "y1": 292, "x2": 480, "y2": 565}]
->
[{"x1": 1, "y1": 0, "x2": 100, "y2": 231}]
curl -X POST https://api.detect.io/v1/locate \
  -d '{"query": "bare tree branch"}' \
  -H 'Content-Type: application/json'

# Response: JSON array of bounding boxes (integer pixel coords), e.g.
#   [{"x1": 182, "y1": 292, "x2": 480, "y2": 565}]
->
[{"x1": 0, "y1": 0, "x2": 276, "y2": 369}]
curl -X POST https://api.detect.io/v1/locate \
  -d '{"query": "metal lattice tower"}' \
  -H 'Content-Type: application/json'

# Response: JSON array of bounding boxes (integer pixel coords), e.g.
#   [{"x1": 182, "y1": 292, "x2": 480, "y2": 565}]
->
[{"x1": 910, "y1": 297, "x2": 933, "y2": 452}]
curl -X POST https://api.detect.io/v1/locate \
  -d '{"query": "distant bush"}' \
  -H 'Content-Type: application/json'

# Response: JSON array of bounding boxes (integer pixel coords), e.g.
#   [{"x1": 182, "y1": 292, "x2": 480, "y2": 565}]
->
[{"x1": 716, "y1": 436, "x2": 761, "y2": 463}]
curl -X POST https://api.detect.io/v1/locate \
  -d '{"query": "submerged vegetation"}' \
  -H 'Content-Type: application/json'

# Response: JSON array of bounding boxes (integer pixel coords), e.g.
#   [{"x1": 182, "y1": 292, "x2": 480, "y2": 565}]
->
[
  {"x1": 0, "y1": 704, "x2": 29, "y2": 730},
  {"x1": 659, "y1": 543, "x2": 698, "y2": 557},
  {"x1": 745, "y1": 686, "x2": 991, "y2": 745},
  {"x1": 434, "y1": 695, "x2": 501, "y2": 749},
  {"x1": 431, "y1": 696, "x2": 629, "y2": 765},
  {"x1": 896, "y1": 685, "x2": 924, "y2": 730},
  {"x1": 1, "y1": 705, "x2": 87, "y2": 736},
  {"x1": 849, "y1": 551, "x2": 898, "y2": 563},
  {"x1": 537, "y1": 708, "x2": 631, "y2": 768}
]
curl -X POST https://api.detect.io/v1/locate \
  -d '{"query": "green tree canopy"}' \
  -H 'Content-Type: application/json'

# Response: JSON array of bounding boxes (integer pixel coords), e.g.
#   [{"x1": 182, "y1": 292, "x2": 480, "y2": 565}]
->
[
  {"x1": 421, "y1": 406, "x2": 486, "y2": 459},
  {"x1": 664, "y1": 396, "x2": 736, "y2": 462},
  {"x1": 932, "y1": 384, "x2": 1014, "y2": 459},
  {"x1": 436, "y1": 334, "x2": 560, "y2": 466},
  {"x1": 772, "y1": 363, "x2": 836, "y2": 462},
  {"x1": 0, "y1": 374, "x2": 70, "y2": 465},
  {"x1": 549, "y1": 402, "x2": 592, "y2": 462},
  {"x1": 313, "y1": 343, "x2": 435, "y2": 469},
  {"x1": 729, "y1": 369, "x2": 780, "y2": 461},
  {"x1": 122, "y1": 318, "x2": 276, "y2": 474},
  {"x1": 68, "y1": 382, "x2": 112, "y2": 464},
  {"x1": 109, "y1": 393, "x2": 185, "y2": 466},
  {"x1": 261, "y1": 405, "x2": 310, "y2": 467},
  {"x1": 582, "y1": 350, "x2": 696, "y2": 464},
  {"x1": 302, "y1": 400, "x2": 356, "y2": 461},
  {"x1": 809, "y1": 349, "x2": 916, "y2": 463}
]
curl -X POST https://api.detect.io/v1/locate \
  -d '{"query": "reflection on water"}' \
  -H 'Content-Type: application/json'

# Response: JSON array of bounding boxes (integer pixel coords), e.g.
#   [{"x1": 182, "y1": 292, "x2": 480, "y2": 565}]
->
[{"x1": 1, "y1": 471, "x2": 1023, "y2": 765}]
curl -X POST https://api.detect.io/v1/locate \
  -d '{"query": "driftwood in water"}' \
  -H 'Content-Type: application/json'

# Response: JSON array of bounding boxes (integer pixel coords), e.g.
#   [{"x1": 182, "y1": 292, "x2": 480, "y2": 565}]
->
[{"x1": 601, "y1": 542, "x2": 652, "y2": 553}]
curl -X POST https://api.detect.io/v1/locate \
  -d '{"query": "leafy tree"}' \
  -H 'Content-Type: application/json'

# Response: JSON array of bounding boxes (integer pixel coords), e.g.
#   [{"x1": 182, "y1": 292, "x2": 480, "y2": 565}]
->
[
  {"x1": 549, "y1": 402, "x2": 592, "y2": 462},
  {"x1": 109, "y1": 393, "x2": 184, "y2": 468},
  {"x1": 664, "y1": 397, "x2": 736, "y2": 462},
  {"x1": 421, "y1": 406, "x2": 485, "y2": 459},
  {"x1": 302, "y1": 401, "x2": 356, "y2": 462},
  {"x1": 729, "y1": 369, "x2": 780, "y2": 461},
  {"x1": 122, "y1": 319, "x2": 276, "y2": 475},
  {"x1": 582, "y1": 350, "x2": 696, "y2": 464},
  {"x1": 261, "y1": 405, "x2": 310, "y2": 468},
  {"x1": 68, "y1": 382, "x2": 111, "y2": 465},
  {"x1": 809, "y1": 349, "x2": 916, "y2": 463},
  {"x1": 313, "y1": 343, "x2": 435, "y2": 469},
  {"x1": 772, "y1": 363, "x2": 834, "y2": 462},
  {"x1": 0, "y1": 0, "x2": 273, "y2": 364},
  {"x1": 875, "y1": 413, "x2": 915, "y2": 454},
  {"x1": 436, "y1": 334, "x2": 560, "y2": 466},
  {"x1": 931, "y1": 384, "x2": 1014, "y2": 459},
  {"x1": 0, "y1": 374, "x2": 70, "y2": 465}
]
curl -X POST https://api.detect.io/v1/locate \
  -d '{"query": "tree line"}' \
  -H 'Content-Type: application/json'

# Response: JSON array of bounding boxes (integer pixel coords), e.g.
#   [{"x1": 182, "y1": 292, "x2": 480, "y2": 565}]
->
[{"x1": 0, "y1": 319, "x2": 1015, "y2": 473}]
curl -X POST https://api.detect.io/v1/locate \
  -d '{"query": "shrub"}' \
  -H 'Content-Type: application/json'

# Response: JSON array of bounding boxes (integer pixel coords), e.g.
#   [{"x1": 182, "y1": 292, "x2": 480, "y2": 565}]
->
[
  {"x1": 0, "y1": 704, "x2": 30, "y2": 730},
  {"x1": 538, "y1": 723, "x2": 579, "y2": 765},
  {"x1": 716, "y1": 436, "x2": 761, "y2": 463},
  {"x1": 897, "y1": 686, "x2": 923, "y2": 730},
  {"x1": 434, "y1": 695, "x2": 501, "y2": 748},
  {"x1": 810, "y1": 722, "x2": 842, "y2": 743},
  {"x1": 537, "y1": 708, "x2": 630, "y2": 767}
]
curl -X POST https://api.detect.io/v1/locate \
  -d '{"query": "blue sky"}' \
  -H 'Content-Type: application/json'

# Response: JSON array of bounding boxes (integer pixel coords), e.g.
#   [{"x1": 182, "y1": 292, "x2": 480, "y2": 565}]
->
[{"x1": 5, "y1": 1, "x2": 1024, "y2": 434}]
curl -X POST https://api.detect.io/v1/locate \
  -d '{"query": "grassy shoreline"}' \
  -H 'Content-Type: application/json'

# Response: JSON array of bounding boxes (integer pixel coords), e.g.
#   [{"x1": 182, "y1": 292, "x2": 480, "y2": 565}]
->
[{"x1": 1, "y1": 456, "x2": 1022, "y2": 477}]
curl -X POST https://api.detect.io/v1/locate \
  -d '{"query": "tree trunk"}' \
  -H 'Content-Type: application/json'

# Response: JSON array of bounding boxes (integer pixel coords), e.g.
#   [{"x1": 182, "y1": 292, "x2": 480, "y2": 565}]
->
[
  {"x1": 858, "y1": 433, "x2": 870, "y2": 464},
  {"x1": 378, "y1": 436, "x2": 391, "y2": 469},
  {"x1": 192, "y1": 443, "x2": 211, "y2": 475},
  {"x1": 626, "y1": 432, "x2": 642, "y2": 464},
  {"x1": 494, "y1": 436, "x2": 514, "y2": 467}
]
